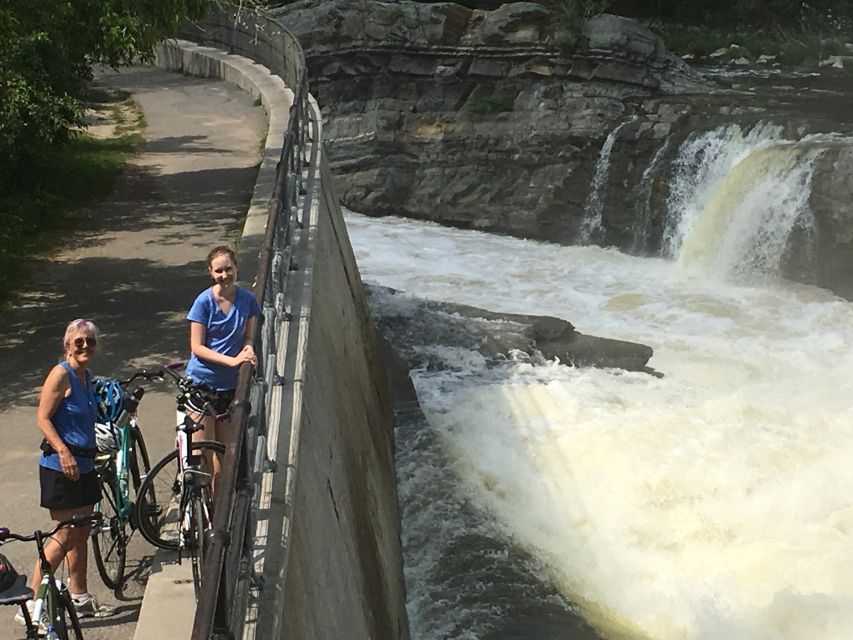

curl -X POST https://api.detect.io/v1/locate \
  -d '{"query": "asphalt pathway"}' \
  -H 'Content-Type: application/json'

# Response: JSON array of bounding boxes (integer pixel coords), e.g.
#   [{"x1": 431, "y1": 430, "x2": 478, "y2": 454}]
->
[{"x1": 0, "y1": 65, "x2": 266, "y2": 640}]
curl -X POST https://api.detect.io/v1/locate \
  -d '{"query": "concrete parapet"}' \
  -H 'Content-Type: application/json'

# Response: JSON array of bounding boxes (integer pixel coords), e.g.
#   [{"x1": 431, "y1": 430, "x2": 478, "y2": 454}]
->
[{"x1": 138, "y1": 34, "x2": 408, "y2": 640}]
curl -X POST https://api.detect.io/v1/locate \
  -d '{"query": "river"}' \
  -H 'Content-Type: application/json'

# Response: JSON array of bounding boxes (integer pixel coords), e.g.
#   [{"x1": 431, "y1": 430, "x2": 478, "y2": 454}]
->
[{"x1": 344, "y1": 123, "x2": 853, "y2": 640}]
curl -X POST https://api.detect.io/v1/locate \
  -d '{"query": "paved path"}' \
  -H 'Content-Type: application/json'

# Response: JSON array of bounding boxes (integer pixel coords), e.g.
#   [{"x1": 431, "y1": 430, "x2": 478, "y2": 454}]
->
[{"x1": 0, "y1": 65, "x2": 266, "y2": 640}]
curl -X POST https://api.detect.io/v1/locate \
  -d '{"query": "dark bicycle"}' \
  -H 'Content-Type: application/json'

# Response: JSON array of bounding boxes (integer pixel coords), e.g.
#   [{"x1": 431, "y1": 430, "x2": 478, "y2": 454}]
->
[
  {"x1": 133, "y1": 363, "x2": 226, "y2": 599},
  {"x1": 0, "y1": 513, "x2": 103, "y2": 640}
]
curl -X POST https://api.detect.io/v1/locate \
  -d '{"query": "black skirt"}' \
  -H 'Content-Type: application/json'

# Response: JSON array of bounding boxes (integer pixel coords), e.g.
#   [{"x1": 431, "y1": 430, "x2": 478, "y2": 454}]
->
[{"x1": 39, "y1": 467, "x2": 101, "y2": 511}]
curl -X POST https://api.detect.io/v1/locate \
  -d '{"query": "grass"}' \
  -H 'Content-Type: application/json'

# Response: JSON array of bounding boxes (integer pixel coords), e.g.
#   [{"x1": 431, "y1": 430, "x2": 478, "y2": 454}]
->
[{"x1": 0, "y1": 88, "x2": 144, "y2": 306}]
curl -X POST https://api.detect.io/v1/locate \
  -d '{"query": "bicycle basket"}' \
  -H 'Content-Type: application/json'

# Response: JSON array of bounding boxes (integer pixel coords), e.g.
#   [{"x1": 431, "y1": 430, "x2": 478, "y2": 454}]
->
[
  {"x1": 94, "y1": 378, "x2": 125, "y2": 424},
  {"x1": 95, "y1": 422, "x2": 122, "y2": 454}
]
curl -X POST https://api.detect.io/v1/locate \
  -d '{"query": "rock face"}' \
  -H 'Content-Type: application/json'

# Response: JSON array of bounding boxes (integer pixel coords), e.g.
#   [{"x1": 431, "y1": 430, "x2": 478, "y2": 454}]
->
[
  {"x1": 366, "y1": 285, "x2": 657, "y2": 374},
  {"x1": 271, "y1": 0, "x2": 704, "y2": 239},
  {"x1": 272, "y1": 0, "x2": 853, "y2": 299}
]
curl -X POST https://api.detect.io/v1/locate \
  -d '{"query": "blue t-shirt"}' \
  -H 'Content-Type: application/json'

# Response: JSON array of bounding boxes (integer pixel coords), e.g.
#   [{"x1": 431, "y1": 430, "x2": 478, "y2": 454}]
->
[
  {"x1": 185, "y1": 286, "x2": 262, "y2": 390},
  {"x1": 40, "y1": 361, "x2": 97, "y2": 474}
]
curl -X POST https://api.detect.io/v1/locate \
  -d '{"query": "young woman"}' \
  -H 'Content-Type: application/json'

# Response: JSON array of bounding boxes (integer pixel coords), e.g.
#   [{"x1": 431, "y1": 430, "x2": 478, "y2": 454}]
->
[
  {"x1": 16, "y1": 319, "x2": 114, "y2": 628},
  {"x1": 185, "y1": 246, "x2": 261, "y2": 487}
]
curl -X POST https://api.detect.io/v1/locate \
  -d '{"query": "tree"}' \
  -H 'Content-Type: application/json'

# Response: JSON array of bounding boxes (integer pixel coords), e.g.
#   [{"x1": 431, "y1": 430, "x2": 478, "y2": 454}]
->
[{"x1": 0, "y1": 0, "x2": 216, "y2": 188}]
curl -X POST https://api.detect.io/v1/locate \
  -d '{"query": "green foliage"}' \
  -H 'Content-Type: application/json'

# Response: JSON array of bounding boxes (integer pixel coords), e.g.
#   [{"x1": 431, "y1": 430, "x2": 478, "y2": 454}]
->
[
  {"x1": 608, "y1": 0, "x2": 853, "y2": 32},
  {"x1": 0, "y1": 89, "x2": 143, "y2": 305},
  {"x1": 651, "y1": 22, "x2": 852, "y2": 66},
  {"x1": 0, "y1": 0, "x2": 216, "y2": 191}
]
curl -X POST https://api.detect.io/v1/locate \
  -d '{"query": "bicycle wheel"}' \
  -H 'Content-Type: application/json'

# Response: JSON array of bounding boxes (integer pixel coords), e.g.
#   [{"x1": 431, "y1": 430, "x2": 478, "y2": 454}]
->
[
  {"x1": 91, "y1": 472, "x2": 127, "y2": 589},
  {"x1": 128, "y1": 425, "x2": 152, "y2": 493},
  {"x1": 128, "y1": 426, "x2": 154, "y2": 531},
  {"x1": 188, "y1": 485, "x2": 212, "y2": 600},
  {"x1": 57, "y1": 587, "x2": 83, "y2": 640},
  {"x1": 134, "y1": 440, "x2": 224, "y2": 549}
]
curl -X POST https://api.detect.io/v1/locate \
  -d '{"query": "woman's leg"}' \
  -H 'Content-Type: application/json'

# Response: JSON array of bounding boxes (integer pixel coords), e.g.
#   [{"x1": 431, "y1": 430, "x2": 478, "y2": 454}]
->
[
  {"x1": 190, "y1": 411, "x2": 223, "y2": 492},
  {"x1": 63, "y1": 504, "x2": 94, "y2": 596},
  {"x1": 29, "y1": 508, "x2": 77, "y2": 591}
]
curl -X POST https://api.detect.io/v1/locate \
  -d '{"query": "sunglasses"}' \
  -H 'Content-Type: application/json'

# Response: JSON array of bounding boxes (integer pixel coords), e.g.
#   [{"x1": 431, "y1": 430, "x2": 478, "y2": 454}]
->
[{"x1": 72, "y1": 337, "x2": 97, "y2": 348}]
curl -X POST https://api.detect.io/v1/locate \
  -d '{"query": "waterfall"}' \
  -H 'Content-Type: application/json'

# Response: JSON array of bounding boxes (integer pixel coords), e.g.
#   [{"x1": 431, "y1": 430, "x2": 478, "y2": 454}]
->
[
  {"x1": 659, "y1": 124, "x2": 853, "y2": 283},
  {"x1": 676, "y1": 142, "x2": 824, "y2": 279},
  {"x1": 661, "y1": 122, "x2": 786, "y2": 259},
  {"x1": 579, "y1": 118, "x2": 635, "y2": 244},
  {"x1": 630, "y1": 137, "x2": 671, "y2": 255}
]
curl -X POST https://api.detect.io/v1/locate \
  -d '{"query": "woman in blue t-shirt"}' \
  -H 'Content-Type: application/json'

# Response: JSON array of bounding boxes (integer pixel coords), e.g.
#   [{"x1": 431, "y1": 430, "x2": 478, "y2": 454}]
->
[
  {"x1": 16, "y1": 319, "x2": 114, "y2": 628},
  {"x1": 185, "y1": 246, "x2": 261, "y2": 486}
]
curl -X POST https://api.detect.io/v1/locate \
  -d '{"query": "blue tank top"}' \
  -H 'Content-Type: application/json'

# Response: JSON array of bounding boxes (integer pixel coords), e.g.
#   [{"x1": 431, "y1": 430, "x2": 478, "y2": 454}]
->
[{"x1": 39, "y1": 361, "x2": 97, "y2": 474}]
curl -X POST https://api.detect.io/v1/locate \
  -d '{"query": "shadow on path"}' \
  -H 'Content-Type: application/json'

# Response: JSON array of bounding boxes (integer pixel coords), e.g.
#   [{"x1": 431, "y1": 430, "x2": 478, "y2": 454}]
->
[{"x1": 0, "y1": 65, "x2": 266, "y2": 640}]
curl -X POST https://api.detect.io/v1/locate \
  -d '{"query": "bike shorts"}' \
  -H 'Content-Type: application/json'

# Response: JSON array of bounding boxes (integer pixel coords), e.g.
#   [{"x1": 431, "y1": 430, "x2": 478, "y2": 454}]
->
[
  {"x1": 186, "y1": 388, "x2": 234, "y2": 419},
  {"x1": 39, "y1": 467, "x2": 101, "y2": 511}
]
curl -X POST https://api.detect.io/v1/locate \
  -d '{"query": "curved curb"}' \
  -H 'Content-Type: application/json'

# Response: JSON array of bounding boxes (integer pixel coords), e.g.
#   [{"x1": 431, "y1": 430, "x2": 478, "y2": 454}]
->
[{"x1": 131, "y1": 40, "x2": 294, "y2": 640}]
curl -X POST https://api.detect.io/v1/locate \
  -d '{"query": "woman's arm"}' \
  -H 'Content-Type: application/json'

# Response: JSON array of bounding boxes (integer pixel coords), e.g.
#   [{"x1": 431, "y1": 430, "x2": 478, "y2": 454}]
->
[
  {"x1": 189, "y1": 322, "x2": 256, "y2": 368},
  {"x1": 36, "y1": 365, "x2": 79, "y2": 480}
]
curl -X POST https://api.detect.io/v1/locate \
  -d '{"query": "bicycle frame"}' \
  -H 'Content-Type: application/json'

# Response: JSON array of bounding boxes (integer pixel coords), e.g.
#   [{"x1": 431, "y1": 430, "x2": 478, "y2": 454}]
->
[
  {"x1": 31, "y1": 570, "x2": 67, "y2": 639},
  {"x1": 95, "y1": 414, "x2": 138, "y2": 525},
  {"x1": 174, "y1": 413, "x2": 214, "y2": 553}
]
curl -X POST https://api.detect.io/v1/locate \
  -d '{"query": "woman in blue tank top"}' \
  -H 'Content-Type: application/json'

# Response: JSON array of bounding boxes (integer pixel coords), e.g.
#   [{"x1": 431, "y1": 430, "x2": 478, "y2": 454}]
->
[{"x1": 16, "y1": 319, "x2": 114, "y2": 627}]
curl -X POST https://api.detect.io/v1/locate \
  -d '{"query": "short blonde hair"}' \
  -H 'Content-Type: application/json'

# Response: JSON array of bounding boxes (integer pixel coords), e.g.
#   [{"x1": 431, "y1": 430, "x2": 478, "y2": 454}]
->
[{"x1": 63, "y1": 319, "x2": 99, "y2": 349}]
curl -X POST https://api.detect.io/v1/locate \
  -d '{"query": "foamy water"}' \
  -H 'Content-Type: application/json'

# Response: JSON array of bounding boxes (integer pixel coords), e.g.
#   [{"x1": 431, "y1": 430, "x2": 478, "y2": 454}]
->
[{"x1": 346, "y1": 210, "x2": 853, "y2": 640}]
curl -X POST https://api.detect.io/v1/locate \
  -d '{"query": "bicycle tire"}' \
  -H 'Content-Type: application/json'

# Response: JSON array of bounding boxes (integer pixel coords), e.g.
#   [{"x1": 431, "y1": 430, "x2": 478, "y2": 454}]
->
[
  {"x1": 134, "y1": 440, "x2": 224, "y2": 549},
  {"x1": 91, "y1": 473, "x2": 127, "y2": 590},
  {"x1": 128, "y1": 427, "x2": 154, "y2": 532},
  {"x1": 129, "y1": 426, "x2": 152, "y2": 493},
  {"x1": 58, "y1": 588, "x2": 84, "y2": 640},
  {"x1": 188, "y1": 485, "x2": 212, "y2": 600}
]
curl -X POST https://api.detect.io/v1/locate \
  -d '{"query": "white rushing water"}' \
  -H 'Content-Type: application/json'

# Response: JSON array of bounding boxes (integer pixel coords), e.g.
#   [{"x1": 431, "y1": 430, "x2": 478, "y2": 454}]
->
[{"x1": 346, "y1": 205, "x2": 853, "y2": 640}]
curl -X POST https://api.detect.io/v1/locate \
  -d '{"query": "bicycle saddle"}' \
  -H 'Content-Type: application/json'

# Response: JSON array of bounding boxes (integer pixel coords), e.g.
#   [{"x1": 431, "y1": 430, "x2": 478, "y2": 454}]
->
[{"x1": 0, "y1": 555, "x2": 32, "y2": 605}]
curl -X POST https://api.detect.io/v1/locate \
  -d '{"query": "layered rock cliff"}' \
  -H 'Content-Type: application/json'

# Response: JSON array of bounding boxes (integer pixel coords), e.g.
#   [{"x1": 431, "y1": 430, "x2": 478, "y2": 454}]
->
[{"x1": 271, "y1": 0, "x2": 853, "y2": 299}]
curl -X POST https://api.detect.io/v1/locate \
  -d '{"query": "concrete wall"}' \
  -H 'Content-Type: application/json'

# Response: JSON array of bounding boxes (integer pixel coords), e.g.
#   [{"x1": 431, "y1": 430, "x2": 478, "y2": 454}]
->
[
  {"x1": 276, "y1": 153, "x2": 409, "y2": 640},
  {"x1": 151, "y1": 38, "x2": 409, "y2": 640}
]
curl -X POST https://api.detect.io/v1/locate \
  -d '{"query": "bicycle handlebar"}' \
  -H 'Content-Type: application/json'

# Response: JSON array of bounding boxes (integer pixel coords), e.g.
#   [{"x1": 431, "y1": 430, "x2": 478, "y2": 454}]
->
[
  {"x1": 160, "y1": 363, "x2": 226, "y2": 421},
  {"x1": 117, "y1": 363, "x2": 226, "y2": 420},
  {"x1": 118, "y1": 369, "x2": 165, "y2": 387},
  {"x1": 0, "y1": 513, "x2": 103, "y2": 544}
]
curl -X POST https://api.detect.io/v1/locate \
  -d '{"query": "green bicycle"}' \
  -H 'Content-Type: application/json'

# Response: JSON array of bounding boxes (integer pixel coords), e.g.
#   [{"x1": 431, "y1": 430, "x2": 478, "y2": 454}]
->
[
  {"x1": 90, "y1": 372, "x2": 159, "y2": 590},
  {"x1": 1, "y1": 513, "x2": 102, "y2": 639}
]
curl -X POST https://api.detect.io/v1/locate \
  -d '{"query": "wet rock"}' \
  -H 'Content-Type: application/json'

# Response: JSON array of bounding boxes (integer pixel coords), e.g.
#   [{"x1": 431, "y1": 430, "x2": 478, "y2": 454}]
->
[{"x1": 366, "y1": 285, "x2": 657, "y2": 374}]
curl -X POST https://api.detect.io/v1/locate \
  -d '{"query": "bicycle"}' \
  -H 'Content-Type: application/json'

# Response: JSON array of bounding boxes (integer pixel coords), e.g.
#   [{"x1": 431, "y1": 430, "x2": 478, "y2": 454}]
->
[
  {"x1": 89, "y1": 371, "x2": 161, "y2": 590},
  {"x1": 0, "y1": 512, "x2": 103, "y2": 640},
  {"x1": 133, "y1": 362, "x2": 226, "y2": 599}
]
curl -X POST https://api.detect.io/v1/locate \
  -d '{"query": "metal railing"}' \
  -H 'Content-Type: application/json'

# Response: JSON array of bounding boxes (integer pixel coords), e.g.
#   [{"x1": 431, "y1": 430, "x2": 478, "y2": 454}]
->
[{"x1": 179, "y1": 6, "x2": 315, "y2": 639}]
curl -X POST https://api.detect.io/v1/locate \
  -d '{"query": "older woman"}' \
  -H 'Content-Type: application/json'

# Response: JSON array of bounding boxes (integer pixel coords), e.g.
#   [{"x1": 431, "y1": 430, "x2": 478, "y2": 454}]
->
[{"x1": 15, "y1": 319, "x2": 113, "y2": 628}]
